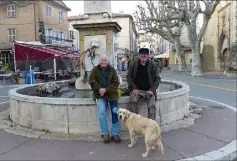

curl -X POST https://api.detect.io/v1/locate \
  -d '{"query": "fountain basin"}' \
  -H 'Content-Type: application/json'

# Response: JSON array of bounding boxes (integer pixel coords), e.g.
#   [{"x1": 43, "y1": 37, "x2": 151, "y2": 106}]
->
[{"x1": 8, "y1": 80, "x2": 190, "y2": 135}]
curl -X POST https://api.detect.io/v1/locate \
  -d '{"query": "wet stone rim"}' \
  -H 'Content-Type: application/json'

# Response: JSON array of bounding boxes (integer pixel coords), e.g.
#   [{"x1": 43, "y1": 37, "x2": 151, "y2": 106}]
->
[
  {"x1": 8, "y1": 80, "x2": 190, "y2": 104},
  {"x1": 7, "y1": 80, "x2": 190, "y2": 135}
]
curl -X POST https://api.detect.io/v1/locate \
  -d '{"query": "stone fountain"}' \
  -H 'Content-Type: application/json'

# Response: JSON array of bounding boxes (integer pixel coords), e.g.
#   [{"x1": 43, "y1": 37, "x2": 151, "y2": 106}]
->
[
  {"x1": 7, "y1": 1, "x2": 190, "y2": 140},
  {"x1": 74, "y1": 1, "x2": 122, "y2": 95}
]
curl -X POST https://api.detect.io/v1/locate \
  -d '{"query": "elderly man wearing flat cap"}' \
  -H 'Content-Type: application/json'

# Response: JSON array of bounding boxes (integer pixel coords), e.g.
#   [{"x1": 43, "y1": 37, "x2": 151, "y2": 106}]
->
[{"x1": 126, "y1": 48, "x2": 161, "y2": 120}]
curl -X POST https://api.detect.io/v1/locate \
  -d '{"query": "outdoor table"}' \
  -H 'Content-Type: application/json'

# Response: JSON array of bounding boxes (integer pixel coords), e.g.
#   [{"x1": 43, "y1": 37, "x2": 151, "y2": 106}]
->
[
  {"x1": 42, "y1": 72, "x2": 59, "y2": 81},
  {"x1": 33, "y1": 71, "x2": 42, "y2": 79},
  {"x1": 0, "y1": 73, "x2": 13, "y2": 84},
  {"x1": 71, "y1": 70, "x2": 80, "y2": 77}
]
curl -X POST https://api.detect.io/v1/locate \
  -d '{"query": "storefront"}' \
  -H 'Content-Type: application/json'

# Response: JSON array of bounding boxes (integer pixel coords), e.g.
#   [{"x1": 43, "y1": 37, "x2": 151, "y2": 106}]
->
[{"x1": 0, "y1": 43, "x2": 14, "y2": 72}]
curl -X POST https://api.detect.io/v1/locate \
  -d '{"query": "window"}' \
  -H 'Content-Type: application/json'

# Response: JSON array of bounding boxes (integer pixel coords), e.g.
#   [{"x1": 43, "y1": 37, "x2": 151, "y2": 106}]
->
[
  {"x1": 48, "y1": 29, "x2": 53, "y2": 37},
  {"x1": 44, "y1": 5, "x2": 52, "y2": 18},
  {"x1": 52, "y1": 29, "x2": 56, "y2": 38},
  {"x1": 58, "y1": 10, "x2": 63, "y2": 22},
  {"x1": 60, "y1": 31, "x2": 64, "y2": 40},
  {"x1": 7, "y1": 4, "x2": 15, "y2": 17},
  {"x1": 69, "y1": 30, "x2": 74, "y2": 40},
  {"x1": 44, "y1": 28, "x2": 49, "y2": 36},
  {"x1": 8, "y1": 28, "x2": 16, "y2": 42},
  {"x1": 57, "y1": 30, "x2": 60, "y2": 39}
]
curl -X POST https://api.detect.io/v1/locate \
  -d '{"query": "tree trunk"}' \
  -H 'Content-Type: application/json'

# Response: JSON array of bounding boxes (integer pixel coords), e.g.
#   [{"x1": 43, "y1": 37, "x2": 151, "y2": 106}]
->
[
  {"x1": 191, "y1": 45, "x2": 202, "y2": 76},
  {"x1": 174, "y1": 36, "x2": 187, "y2": 71},
  {"x1": 178, "y1": 52, "x2": 187, "y2": 71},
  {"x1": 185, "y1": 17, "x2": 202, "y2": 76}
]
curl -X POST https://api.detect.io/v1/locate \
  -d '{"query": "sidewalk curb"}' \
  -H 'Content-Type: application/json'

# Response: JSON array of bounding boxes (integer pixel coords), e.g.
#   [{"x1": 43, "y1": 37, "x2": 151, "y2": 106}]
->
[
  {"x1": 177, "y1": 96, "x2": 236, "y2": 161},
  {"x1": 165, "y1": 70, "x2": 236, "y2": 79}
]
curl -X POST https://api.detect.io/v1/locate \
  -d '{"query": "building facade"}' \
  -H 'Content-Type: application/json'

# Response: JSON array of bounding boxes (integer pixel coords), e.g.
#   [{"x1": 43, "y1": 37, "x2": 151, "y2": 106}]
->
[
  {"x1": 112, "y1": 12, "x2": 137, "y2": 57},
  {"x1": 68, "y1": 12, "x2": 138, "y2": 58},
  {"x1": 68, "y1": 22, "x2": 79, "y2": 51},
  {"x1": 137, "y1": 33, "x2": 157, "y2": 55},
  {"x1": 0, "y1": 0, "x2": 71, "y2": 66},
  {"x1": 202, "y1": 1, "x2": 237, "y2": 72}
]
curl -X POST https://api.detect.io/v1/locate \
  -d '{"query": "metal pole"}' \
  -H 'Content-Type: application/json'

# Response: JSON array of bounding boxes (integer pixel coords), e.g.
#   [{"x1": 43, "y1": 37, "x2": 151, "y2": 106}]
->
[
  {"x1": 13, "y1": 42, "x2": 17, "y2": 72},
  {"x1": 53, "y1": 58, "x2": 57, "y2": 80},
  {"x1": 30, "y1": 65, "x2": 32, "y2": 84}
]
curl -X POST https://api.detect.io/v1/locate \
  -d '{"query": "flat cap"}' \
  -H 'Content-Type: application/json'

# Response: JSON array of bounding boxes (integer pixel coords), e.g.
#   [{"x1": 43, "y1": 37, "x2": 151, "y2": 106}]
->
[{"x1": 138, "y1": 48, "x2": 149, "y2": 55}]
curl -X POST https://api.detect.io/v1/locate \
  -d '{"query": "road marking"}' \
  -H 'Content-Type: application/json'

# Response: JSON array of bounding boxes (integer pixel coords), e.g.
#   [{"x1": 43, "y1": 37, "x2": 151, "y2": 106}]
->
[
  {"x1": 0, "y1": 101, "x2": 9, "y2": 104},
  {"x1": 162, "y1": 77, "x2": 237, "y2": 92},
  {"x1": 0, "y1": 85, "x2": 23, "y2": 89},
  {"x1": 189, "y1": 96, "x2": 236, "y2": 110},
  {"x1": 0, "y1": 96, "x2": 8, "y2": 98}
]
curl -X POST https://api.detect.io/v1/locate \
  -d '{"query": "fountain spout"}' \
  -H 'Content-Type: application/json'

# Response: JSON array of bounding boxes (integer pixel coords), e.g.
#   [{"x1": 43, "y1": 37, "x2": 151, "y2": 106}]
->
[{"x1": 75, "y1": 68, "x2": 91, "y2": 90}]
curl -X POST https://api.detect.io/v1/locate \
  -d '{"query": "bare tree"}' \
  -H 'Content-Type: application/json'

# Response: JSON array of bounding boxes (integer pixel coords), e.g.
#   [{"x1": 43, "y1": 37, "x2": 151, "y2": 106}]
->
[
  {"x1": 162, "y1": 0, "x2": 220, "y2": 76},
  {"x1": 134, "y1": 1, "x2": 187, "y2": 71}
]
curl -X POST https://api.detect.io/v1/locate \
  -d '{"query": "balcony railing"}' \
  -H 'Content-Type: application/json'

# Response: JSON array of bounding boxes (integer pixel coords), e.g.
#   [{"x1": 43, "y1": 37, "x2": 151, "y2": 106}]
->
[
  {"x1": 44, "y1": 36, "x2": 73, "y2": 44},
  {"x1": 41, "y1": 36, "x2": 74, "y2": 48}
]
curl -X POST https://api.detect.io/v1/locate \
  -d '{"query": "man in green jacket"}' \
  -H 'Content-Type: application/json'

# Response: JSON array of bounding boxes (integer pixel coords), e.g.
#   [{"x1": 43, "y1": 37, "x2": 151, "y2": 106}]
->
[
  {"x1": 89, "y1": 55, "x2": 121, "y2": 144},
  {"x1": 127, "y1": 48, "x2": 161, "y2": 120}
]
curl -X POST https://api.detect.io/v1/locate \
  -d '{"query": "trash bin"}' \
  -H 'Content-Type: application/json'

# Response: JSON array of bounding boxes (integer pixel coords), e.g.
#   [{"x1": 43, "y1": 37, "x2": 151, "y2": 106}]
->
[{"x1": 24, "y1": 71, "x2": 35, "y2": 84}]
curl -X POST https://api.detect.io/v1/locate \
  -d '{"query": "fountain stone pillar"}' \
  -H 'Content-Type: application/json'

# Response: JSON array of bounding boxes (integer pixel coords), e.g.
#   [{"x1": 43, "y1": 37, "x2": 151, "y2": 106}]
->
[{"x1": 73, "y1": 1, "x2": 121, "y2": 93}]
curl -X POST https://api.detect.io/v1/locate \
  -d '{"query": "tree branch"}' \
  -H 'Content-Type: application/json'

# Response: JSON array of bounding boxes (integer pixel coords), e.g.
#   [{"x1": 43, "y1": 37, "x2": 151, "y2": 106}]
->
[{"x1": 197, "y1": 1, "x2": 220, "y2": 43}]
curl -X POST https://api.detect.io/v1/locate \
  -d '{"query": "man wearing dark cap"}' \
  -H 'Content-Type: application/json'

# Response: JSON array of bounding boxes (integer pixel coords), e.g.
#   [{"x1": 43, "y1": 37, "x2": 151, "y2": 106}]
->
[{"x1": 126, "y1": 48, "x2": 161, "y2": 120}]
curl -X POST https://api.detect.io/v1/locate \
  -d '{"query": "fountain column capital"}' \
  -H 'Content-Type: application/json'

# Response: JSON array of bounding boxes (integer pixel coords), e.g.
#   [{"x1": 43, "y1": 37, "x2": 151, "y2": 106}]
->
[{"x1": 84, "y1": 1, "x2": 112, "y2": 17}]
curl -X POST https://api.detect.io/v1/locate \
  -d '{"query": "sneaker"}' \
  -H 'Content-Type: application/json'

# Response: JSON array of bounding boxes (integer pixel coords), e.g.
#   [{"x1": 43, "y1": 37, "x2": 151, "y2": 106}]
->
[
  {"x1": 102, "y1": 134, "x2": 110, "y2": 143},
  {"x1": 111, "y1": 135, "x2": 121, "y2": 143}
]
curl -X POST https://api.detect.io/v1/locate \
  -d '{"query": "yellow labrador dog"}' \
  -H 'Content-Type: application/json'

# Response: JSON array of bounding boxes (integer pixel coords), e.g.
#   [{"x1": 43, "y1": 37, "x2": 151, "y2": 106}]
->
[{"x1": 118, "y1": 108, "x2": 164, "y2": 158}]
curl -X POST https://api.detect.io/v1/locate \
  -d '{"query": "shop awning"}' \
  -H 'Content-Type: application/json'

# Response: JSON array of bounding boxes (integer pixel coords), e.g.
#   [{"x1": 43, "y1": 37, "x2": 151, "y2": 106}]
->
[
  {"x1": 14, "y1": 42, "x2": 80, "y2": 61},
  {"x1": 153, "y1": 52, "x2": 169, "y2": 59}
]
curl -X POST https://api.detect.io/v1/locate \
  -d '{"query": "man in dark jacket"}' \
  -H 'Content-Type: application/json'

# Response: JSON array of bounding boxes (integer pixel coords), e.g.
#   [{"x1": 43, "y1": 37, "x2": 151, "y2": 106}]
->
[
  {"x1": 127, "y1": 48, "x2": 161, "y2": 120},
  {"x1": 89, "y1": 55, "x2": 121, "y2": 144}
]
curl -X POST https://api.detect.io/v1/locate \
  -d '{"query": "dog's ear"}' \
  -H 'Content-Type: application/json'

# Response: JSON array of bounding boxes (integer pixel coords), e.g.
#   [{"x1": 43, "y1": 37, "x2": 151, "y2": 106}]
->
[{"x1": 125, "y1": 110, "x2": 130, "y2": 119}]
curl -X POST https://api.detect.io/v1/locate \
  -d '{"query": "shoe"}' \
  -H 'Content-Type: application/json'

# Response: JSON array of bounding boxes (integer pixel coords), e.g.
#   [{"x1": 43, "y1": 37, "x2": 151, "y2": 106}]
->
[
  {"x1": 102, "y1": 134, "x2": 110, "y2": 143},
  {"x1": 111, "y1": 135, "x2": 121, "y2": 143}
]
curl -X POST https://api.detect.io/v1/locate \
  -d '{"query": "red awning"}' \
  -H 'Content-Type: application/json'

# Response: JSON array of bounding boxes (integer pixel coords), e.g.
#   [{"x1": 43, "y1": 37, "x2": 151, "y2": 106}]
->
[{"x1": 14, "y1": 43, "x2": 80, "y2": 61}]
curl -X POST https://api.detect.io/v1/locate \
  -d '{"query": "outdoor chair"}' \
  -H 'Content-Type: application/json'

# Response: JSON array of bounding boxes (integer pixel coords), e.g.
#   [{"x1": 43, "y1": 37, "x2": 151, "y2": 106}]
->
[
  {"x1": 58, "y1": 70, "x2": 65, "y2": 79},
  {"x1": 43, "y1": 69, "x2": 54, "y2": 81},
  {"x1": 63, "y1": 70, "x2": 70, "y2": 79},
  {"x1": 34, "y1": 66, "x2": 40, "y2": 79}
]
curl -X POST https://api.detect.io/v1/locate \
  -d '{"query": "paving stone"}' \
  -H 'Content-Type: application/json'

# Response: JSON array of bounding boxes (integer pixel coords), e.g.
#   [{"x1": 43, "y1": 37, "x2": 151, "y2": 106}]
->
[
  {"x1": 0, "y1": 130, "x2": 30, "y2": 156},
  {"x1": 0, "y1": 136, "x2": 183, "y2": 160},
  {"x1": 177, "y1": 158, "x2": 196, "y2": 161},
  {"x1": 0, "y1": 97, "x2": 235, "y2": 160},
  {"x1": 187, "y1": 107, "x2": 236, "y2": 143},
  {"x1": 192, "y1": 154, "x2": 215, "y2": 160},
  {"x1": 4, "y1": 126, "x2": 46, "y2": 139},
  {"x1": 162, "y1": 128, "x2": 226, "y2": 158},
  {"x1": 0, "y1": 120, "x2": 11, "y2": 129},
  {"x1": 218, "y1": 140, "x2": 237, "y2": 156},
  {"x1": 204, "y1": 150, "x2": 229, "y2": 160}
]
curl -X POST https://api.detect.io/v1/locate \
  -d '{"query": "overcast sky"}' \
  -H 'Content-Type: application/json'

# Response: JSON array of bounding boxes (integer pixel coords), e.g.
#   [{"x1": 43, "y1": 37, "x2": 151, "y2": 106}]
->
[
  {"x1": 64, "y1": 1, "x2": 203, "y2": 28},
  {"x1": 64, "y1": 1, "x2": 142, "y2": 16}
]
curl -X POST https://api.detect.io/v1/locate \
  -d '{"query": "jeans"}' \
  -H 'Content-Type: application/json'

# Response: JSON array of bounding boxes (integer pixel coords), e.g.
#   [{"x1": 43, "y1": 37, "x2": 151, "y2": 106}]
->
[{"x1": 97, "y1": 99, "x2": 120, "y2": 136}]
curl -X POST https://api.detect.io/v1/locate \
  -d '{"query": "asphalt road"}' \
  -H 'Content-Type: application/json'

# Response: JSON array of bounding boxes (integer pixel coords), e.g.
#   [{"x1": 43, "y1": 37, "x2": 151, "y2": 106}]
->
[
  {"x1": 0, "y1": 86, "x2": 15, "y2": 112},
  {"x1": 160, "y1": 70, "x2": 237, "y2": 107}
]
